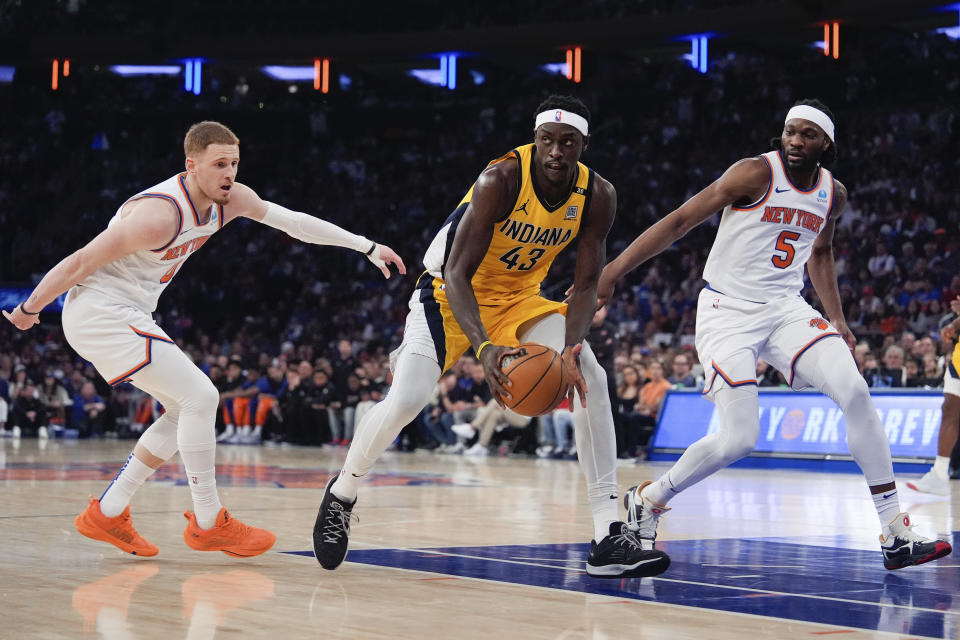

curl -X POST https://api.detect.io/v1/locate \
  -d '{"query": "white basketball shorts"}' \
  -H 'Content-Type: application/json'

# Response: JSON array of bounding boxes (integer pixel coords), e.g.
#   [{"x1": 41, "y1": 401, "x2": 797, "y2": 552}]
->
[
  {"x1": 62, "y1": 285, "x2": 175, "y2": 387},
  {"x1": 696, "y1": 285, "x2": 844, "y2": 401},
  {"x1": 945, "y1": 359, "x2": 960, "y2": 398}
]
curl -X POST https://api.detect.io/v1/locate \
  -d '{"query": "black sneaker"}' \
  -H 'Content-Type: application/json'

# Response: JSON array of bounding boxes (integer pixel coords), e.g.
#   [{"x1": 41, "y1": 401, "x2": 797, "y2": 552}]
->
[
  {"x1": 586, "y1": 522, "x2": 671, "y2": 578},
  {"x1": 313, "y1": 474, "x2": 357, "y2": 570},
  {"x1": 880, "y1": 512, "x2": 952, "y2": 570}
]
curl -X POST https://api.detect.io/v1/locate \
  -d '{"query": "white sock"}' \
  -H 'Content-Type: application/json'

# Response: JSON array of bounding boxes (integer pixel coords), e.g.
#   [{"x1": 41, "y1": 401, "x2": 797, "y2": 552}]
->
[
  {"x1": 331, "y1": 469, "x2": 362, "y2": 502},
  {"x1": 185, "y1": 468, "x2": 222, "y2": 529},
  {"x1": 589, "y1": 492, "x2": 619, "y2": 541},
  {"x1": 642, "y1": 473, "x2": 679, "y2": 507},
  {"x1": 100, "y1": 454, "x2": 157, "y2": 518},
  {"x1": 873, "y1": 489, "x2": 901, "y2": 530},
  {"x1": 933, "y1": 456, "x2": 950, "y2": 480}
]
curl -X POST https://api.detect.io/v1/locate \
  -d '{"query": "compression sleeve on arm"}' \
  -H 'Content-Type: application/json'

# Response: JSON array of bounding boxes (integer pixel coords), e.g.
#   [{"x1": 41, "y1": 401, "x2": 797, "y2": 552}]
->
[{"x1": 261, "y1": 201, "x2": 372, "y2": 252}]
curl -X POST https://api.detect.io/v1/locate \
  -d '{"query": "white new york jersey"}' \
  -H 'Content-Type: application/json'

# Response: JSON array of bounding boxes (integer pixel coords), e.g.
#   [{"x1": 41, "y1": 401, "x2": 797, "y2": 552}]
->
[
  {"x1": 701, "y1": 150, "x2": 835, "y2": 303},
  {"x1": 75, "y1": 173, "x2": 223, "y2": 313}
]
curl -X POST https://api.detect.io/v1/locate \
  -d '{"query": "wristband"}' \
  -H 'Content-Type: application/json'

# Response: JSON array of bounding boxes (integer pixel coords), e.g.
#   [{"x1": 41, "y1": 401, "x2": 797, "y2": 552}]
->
[
  {"x1": 475, "y1": 340, "x2": 493, "y2": 359},
  {"x1": 19, "y1": 302, "x2": 39, "y2": 316},
  {"x1": 365, "y1": 241, "x2": 377, "y2": 256}
]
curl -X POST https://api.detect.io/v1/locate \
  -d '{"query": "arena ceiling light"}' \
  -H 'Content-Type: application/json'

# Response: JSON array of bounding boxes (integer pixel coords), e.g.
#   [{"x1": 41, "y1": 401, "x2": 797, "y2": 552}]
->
[
  {"x1": 262, "y1": 65, "x2": 315, "y2": 81},
  {"x1": 109, "y1": 65, "x2": 182, "y2": 76}
]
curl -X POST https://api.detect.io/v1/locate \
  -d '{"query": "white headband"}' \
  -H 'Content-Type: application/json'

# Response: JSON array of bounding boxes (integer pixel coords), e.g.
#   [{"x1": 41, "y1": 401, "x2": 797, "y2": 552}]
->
[
  {"x1": 785, "y1": 105, "x2": 834, "y2": 142},
  {"x1": 534, "y1": 109, "x2": 589, "y2": 137}
]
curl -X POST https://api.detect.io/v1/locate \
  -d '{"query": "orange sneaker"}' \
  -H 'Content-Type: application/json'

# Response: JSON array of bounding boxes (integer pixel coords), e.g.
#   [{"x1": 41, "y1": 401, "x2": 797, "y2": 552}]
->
[
  {"x1": 74, "y1": 496, "x2": 159, "y2": 557},
  {"x1": 183, "y1": 508, "x2": 276, "y2": 557}
]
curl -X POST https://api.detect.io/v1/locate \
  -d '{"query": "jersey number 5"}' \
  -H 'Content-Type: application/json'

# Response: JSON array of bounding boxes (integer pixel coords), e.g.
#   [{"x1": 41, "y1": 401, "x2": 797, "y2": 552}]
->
[
  {"x1": 499, "y1": 246, "x2": 545, "y2": 271},
  {"x1": 771, "y1": 231, "x2": 800, "y2": 269}
]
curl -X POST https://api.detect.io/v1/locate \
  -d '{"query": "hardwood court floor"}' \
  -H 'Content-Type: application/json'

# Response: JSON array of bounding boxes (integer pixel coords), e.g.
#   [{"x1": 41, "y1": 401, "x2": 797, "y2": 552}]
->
[{"x1": 1, "y1": 437, "x2": 957, "y2": 639}]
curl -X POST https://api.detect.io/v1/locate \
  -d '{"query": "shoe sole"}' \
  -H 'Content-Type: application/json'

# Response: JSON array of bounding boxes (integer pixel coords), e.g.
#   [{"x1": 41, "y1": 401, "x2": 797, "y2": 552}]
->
[
  {"x1": 905, "y1": 481, "x2": 949, "y2": 496},
  {"x1": 586, "y1": 553, "x2": 671, "y2": 578},
  {"x1": 885, "y1": 541, "x2": 953, "y2": 570},
  {"x1": 183, "y1": 532, "x2": 276, "y2": 557},
  {"x1": 74, "y1": 513, "x2": 158, "y2": 557}
]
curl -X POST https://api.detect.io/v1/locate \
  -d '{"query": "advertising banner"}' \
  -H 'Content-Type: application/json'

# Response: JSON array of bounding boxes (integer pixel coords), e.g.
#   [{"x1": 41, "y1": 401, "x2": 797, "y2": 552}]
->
[{"x1": 652, "y1": 389, "x2": 944, "y2": 459}]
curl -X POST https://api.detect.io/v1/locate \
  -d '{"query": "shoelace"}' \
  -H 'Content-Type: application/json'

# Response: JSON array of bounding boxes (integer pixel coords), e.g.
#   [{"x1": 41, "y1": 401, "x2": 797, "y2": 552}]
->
[
  {"x1": 610, "y1": 527, "x2": 644, "y2": 551},
  {"x1": 323, "y1": 504, "x2": 359, "y2": 544}
]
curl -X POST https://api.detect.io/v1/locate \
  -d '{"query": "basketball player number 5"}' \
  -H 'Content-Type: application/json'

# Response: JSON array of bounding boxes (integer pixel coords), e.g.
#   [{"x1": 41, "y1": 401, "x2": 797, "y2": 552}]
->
[{"x1": 771, "y1": 231, "x2": 800, "y2": 269}]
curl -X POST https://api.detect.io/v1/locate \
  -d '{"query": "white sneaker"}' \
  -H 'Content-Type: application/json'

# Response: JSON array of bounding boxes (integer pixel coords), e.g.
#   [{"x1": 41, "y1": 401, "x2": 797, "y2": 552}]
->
[
  {"x1": 244, "y1": 426, "x2": 262, "y2": 445},
  {"x1": 623, "y1": 481, "x2": 670, "y2": 550},
  {"x1": 464, "y1": 443, "x2": 488, "y2": 457},
  {"x1": 12, "y1": 426, "x2": 21, "y2": 439},
  {"x1": 217, "y1": 425, "x2": 235, "y2": 442},
  {"x1": 906, "y1": 470, "x2": 950, "y2": 496},
  {"x1": 451, "y1": 423, "x2": 476, "y2": 440},
  {"x1": 38, "y1": 426, "x2": 49, "y2": 440},
  {"x1": 536, "y1": 445, "x2": 554, "y2": 458}
]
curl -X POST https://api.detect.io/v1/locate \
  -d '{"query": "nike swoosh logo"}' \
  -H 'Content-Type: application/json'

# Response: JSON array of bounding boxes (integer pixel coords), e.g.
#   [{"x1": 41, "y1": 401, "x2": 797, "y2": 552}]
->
[
  {"x1": 774, "y1": 187, "x2": 790, "y2": 193},
  {"x1": 882, "y1": 492, "x2": 896, "y2": 499}
]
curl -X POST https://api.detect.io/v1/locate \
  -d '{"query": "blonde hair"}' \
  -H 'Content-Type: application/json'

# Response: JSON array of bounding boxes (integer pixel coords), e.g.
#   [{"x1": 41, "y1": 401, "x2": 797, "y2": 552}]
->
[{"x1": 183, "y1": 121, "x2": 239, "y2": 157}]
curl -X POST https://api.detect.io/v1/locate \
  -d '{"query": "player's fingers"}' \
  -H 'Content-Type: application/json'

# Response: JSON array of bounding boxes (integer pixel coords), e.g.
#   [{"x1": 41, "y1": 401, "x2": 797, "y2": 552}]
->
[
  {"x1": 393, "y1": 256, "x2": 407, "y2": 274},
  {"x1": 379, "y1": 265, "x2": 391, "y2": 278}
]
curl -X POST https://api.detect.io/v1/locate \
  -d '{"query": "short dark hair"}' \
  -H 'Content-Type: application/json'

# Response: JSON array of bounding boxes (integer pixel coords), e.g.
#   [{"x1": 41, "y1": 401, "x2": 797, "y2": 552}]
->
[
  {"x1": 770, "y1": 98, "x2": 838, "y2": 168},
  {"x1": 534, "y1": 95, "x2": 591, "y2": 127}
]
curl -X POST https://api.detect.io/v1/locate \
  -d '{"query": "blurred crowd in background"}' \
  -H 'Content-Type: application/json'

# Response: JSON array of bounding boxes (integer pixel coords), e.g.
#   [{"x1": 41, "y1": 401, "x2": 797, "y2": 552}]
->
[{"x1": 1, "y1": 25, "x2": 957, "y2": 460}]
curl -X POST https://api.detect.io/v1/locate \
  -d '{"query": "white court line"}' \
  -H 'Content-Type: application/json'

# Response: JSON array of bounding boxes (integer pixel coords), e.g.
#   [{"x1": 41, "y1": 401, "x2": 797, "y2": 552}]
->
[
  {"x1": 347, "y1": 542, "x2": 958, "y2": 617},
  {"x1": 702, "y1": 564, "x2": 803, "y2": 568},
  {"x1": 341, "y1": 551, "x2": 950, "y2": 640}
]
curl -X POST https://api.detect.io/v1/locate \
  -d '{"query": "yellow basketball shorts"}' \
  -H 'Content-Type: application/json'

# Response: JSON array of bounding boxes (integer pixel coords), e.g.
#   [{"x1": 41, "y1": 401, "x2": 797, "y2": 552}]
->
[{"x1": 395, "y1": 274, "x2": 566, "y2": 374}]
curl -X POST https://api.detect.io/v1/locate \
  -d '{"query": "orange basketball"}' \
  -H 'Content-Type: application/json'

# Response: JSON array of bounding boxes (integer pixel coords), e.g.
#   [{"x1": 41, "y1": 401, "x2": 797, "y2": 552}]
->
[{"x1": 499, "y1": 342, "x2": 567, "y2": 417}]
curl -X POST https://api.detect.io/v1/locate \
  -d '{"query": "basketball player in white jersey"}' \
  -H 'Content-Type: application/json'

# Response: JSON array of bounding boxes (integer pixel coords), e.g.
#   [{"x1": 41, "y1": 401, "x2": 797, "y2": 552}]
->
[
  {"x1": 3, "y1": 121, "x2": 405, "y2": 558},
  {"x1": 595, "y1": 99, "x2": 951, "y2": 570}
]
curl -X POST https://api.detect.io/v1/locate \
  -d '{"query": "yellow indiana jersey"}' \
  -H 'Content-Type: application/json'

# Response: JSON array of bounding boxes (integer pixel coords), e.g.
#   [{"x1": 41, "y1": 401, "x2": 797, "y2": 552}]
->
[
  {"x1": 953, "y1": 341, "x2": 960, "y2": 377},
  {"x1": 421, "y1": 143, "x2": 593, "y2": 304}
]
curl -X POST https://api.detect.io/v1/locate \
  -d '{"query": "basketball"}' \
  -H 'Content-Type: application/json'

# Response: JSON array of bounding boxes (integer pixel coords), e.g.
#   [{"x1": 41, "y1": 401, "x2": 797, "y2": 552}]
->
[{"x1": 499, "y1": 342, "x2": 567, "y2": 417}]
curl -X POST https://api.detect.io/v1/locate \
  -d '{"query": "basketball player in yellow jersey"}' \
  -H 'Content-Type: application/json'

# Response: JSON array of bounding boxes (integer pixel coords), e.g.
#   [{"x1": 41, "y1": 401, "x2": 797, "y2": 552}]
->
[
  {"x1": 907, "y1": 296, "x2": 960, "y2": 495},
  {"x1": 315, "y1": 95, "x2": 670, "y2": 579}
]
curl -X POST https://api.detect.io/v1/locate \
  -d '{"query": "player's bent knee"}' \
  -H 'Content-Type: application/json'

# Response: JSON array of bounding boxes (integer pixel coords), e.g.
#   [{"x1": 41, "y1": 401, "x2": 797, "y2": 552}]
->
[{"x1": 184, "y1": 378, "x2": 220, "y2": 415}]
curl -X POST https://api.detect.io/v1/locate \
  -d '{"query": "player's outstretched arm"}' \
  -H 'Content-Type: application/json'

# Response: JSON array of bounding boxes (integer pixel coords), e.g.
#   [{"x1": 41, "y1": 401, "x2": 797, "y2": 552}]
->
[
  {"x1": 596, "y1": 157, "x2": 770, "y2": 305},
  {"x1": 444, "y1": 162, "x2": 520, "y2": 408},
  {"x1": 2, "y1": 199, "x2": 180, "y2": 330},
  {"x1": 231, "y1": 183, "x2": 406, "y2": 279},
  {"x1": 807, "y1": 179, "x2": 854, "y2": 349},
  {"x1": 562, "y1": 176, "x2": 617, "y2": 407}
]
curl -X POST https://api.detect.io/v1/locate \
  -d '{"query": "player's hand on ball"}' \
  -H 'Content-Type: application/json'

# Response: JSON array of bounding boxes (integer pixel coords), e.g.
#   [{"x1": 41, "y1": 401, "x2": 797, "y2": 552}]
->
[
  {"x1": 561, "y1": 344, "x2": 588, "y2": 410},
  {"x1": 478, "y1": 344, "x2": 519, "y2": 409},
  {"x1": 2, "y1": 305, "x2": 40, "y2": 331},
  {"x1": 366, "y1": 243, "x2": 407, "y2": 279}
]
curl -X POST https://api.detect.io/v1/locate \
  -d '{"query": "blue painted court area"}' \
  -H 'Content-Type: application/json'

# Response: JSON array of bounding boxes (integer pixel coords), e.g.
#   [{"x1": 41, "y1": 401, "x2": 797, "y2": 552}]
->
[{"x1": 286, "y1": 534, "x2": 960, "y2": 638}]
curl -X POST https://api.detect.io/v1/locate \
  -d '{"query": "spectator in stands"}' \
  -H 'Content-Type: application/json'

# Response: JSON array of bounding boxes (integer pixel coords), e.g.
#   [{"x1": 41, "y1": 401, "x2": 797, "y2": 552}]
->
[
  {"x1": 537, "y1": 399, "x2": 575, "y2": 459},
  {"x1": 38, "y1": 371, "x2": 72, "y2": 426},
  {"x1": 637, "y1": 361, "x2": 671, "y2": 422},
  {"x1": 71, "y1": 381, "x2": 105, "y2": 438},
  {"x1": 278, "y1": 367, "x2": 312, "y2": 445},
  {"x1": 616, "y1": 364, "x2": 646, "y2": 459},
  {"x1": 864, "y1": 345, "x2": 907, "y2": 388},
  {"x1": 11, "y1": 380, "x2": 47, "y2": 438},
  {"x1": 668, "y1": 354, "x2": 697, "y2": 388}
]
